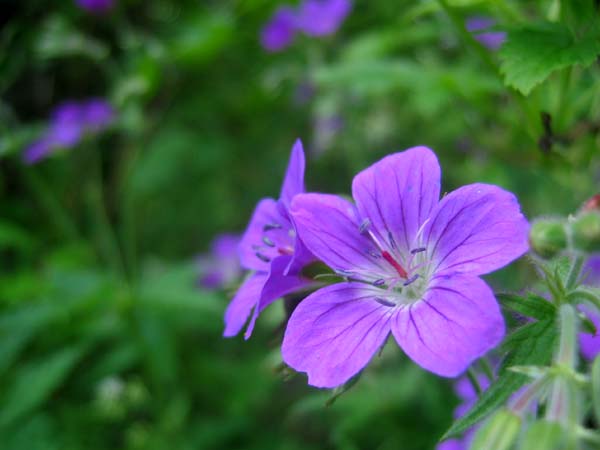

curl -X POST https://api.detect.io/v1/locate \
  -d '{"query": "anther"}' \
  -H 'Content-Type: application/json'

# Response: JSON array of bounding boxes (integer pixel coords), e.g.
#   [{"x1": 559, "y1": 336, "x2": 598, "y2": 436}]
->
[
  {"x1": 373, "y1": 279, "x2": 386, "y2": 286},
  {"x1": 375, "y1": 297, "x2": 396, "y2": 307},
  {"x1": 262, "y1": 236, "x2": 275, "y2": 247},
  {"x1": 255, "y1": 252, "x2": 271, "y2": 263},
  {"x1": 403, "y1": 274, "x2": 420, "y2": 286},
  {"x1": 388, "y1": 231, "x2": 397, "y2": 249},
  {"x1": 263, "y1": 223, "x2": 282, "y2": 232},
  {"x1": 359, "y1": 218, "x2": 371, "y2": 234},
  {"x1": 410, "y1": 247, "x2": 427, "y2": 254}
]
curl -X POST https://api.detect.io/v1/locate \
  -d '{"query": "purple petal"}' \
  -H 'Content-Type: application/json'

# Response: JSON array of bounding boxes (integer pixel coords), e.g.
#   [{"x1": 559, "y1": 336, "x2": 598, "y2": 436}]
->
[
  {"x1": 23, "y1": 139, "x2": 53, "y2": 164},
  {"x1": 279, "y1": 139, "x2": 306, "y2": 212},
  {"x1": 223, "y1": 273, "x2": 266, "y2": 337},
  {"x1": 282, "y1": 282, "x2": 393, "y2": 388},
  {"x1": 239, "y1": 198, "x2": 293, "y2": 271},
  {"x1": 436, "y1": 439, "x2": 465, "y2": 450},
  {"x1": 579, "y1": 305, "x2": 600, "y2": 361},
  {"x1": 244, "y1": 255, "x2": 312, "y2": 339},
  {"x1": 352, "y1": 146, "x2": 441, "y2": 254},
  {"x1": 82, "y1": 98, "x2": 114, "y2": 132},
  {"x1": 291, "y1": 193, "x2": 386, "y2": 279},
  {"x1": 260, "y1": 6, "x2": 298, "y2": 52},
  {"x1": 424, "y1": 183, "x2": 529, "y2": 277},
  {"x1": 391, "y1": 275, "x2": 504, "y2": 377},
  {"x1": 212, "y1": 233, "x2": 241, "y2": 260},
  {"x1": 583, "y1": 255, "x2": 600, "y2": 286},
  {"x1": 465, "y1": 17, "x2": 495, "y2": 32},
  {"x1": 296, "y1": 0, "x2": 352, "y2": 37}
]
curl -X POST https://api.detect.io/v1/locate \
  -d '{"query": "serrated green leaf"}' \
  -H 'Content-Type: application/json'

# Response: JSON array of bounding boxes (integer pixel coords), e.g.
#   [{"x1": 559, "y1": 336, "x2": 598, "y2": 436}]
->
[
  {"x1": 497, "y1": 292, "x2": 556, "y2": 321},
  {"x1": 443, "y1": 319, "x2": 557, "y2": 439},
  {"x1": 499, "y1": 23, "x2": 600, "y2": 95}
]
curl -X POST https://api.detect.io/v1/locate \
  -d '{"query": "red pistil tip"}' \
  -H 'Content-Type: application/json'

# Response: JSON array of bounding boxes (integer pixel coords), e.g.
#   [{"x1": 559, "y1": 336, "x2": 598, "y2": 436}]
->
[{"x1": 381, "y1": 251, "x2": 408, "y2": 278}]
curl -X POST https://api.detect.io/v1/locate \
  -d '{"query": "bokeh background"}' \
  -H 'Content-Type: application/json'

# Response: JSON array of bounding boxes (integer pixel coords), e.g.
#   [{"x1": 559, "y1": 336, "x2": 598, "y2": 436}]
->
[{"x1": 1, "y1": 1, "x2": 599, "y2": 449}]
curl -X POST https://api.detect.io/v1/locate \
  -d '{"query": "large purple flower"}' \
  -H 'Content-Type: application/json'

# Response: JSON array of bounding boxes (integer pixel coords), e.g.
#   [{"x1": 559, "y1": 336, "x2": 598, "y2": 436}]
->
[
  {"x1": 197, "y1": 234, "x2": 242, "y2": 290},
  {"x1": 223, "y1": 140, "x2": 314, "y2": 339},
  {"x1": 282, "y1": 147, "x2": 529, "y2": 387},
  {"x1": 23, "y1": 99, "x2": 115, "y2": 164}
]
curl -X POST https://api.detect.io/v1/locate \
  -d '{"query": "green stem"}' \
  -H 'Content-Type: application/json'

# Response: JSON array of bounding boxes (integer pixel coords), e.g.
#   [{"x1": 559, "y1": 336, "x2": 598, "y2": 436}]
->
[
  {"x1": 19, "y1": 165, "x2": 79, "y2": 241},
  {"x1": 566, "y1": 253, "x2": 584, "y2": 290},
  {"x1": 479, "y1": 357, "x2": 496, "y2": 383},
  {"x1": 467, "y1": 367, "x2": 483, "y2": 396}
]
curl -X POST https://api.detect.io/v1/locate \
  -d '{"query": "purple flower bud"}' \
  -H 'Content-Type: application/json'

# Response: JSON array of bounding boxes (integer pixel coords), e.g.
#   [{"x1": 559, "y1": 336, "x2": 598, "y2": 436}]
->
[
  {"x1": 466, "y1": 16, "x2": 506, "y2": 51},
  {"x1": 260, "y1": 7, "x2": 298, "y2": 52},
  {"x1": 76, "y1": 0, "x2": 115, "y2": 14},
  {"x1": 82, "y1": 99, "x2": 115, "y2": 132},
  {"x1": 296, "y1": 0, "x2": 352, "y2": 37}
]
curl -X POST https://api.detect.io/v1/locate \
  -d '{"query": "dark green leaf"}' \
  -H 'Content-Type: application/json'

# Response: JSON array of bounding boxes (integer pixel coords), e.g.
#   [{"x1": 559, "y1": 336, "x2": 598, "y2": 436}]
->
[{"x1": 497, "y1": 292, "x2": 556, "y2": 321}]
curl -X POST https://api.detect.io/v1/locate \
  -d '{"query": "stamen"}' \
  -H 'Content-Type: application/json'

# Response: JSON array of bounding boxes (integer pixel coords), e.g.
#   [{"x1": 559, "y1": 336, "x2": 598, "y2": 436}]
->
[
  {"x1": 359, "y1": 218, "x2": 371, "y2": 234},
  {"x1": 368, "y1": 250, "x2": 381, "y2": 259},
  {"x1": 373, "y1": 278, "x2": 386, "y2": 286},
  {"x1": 375, "y1": 297, "x2": 396, "y2": 307},
  {"x1": 403, "y1": 274, "x2": 420, "y2": 286},
  {"x1": 388, "y1": 231, "x2": 397, "y2": 249},
  {"x1": 277, "y1": 246, "x2": 294, "y2": 256},
  {"x1": 381, "y1": 251, "x2": 408, "y2": 278},
  {"x1": 255, "y1": 252, "x2": 271, "y2": 263},
  {"x1": 336, "y1": 269, "x2": 354, "y2": 277},
  {"x1": 263, "y1": 223, "x2": 282, "y2": 232},
  {"x1": 262, "y1": 236, "x2": 275, "y2": 247},
  {"x1": 410, "y1": 247, "x2": 427, "y2": 254}
]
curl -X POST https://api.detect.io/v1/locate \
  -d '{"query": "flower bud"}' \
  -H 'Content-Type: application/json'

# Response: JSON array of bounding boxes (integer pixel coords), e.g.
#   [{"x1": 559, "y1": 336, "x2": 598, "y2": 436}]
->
[
  {"x1": 571, "y1": 212, "x2": 600, "y2": 252},
  {"x1": 469, "y1": 409, "x2": 520, "y2": 450},
  {"x1": 520, "y1": 420, "x2": 565, "y2": 450},
  {"x1": 530, "y1": 219, "x2": 567, "y2": 258}
]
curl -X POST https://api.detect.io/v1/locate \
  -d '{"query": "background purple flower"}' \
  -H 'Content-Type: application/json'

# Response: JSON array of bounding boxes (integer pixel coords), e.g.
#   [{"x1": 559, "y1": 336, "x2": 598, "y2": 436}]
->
[
  {"x1": 578, "y1": 255, "x2": 600, "y2": 360},
  {"x1": 296, "y1": 0, "x2": 352, "y2": 37},
  {"x1": 466, "y1": 16, "x2": 506, "y2": 50},
  {"x1": 282, "y1": 147, "x2": 529, "y2": 388},
  {"x1": 23, "y1": 99, "x2": 115, "y2": 164},
  {"x1": 261, "y1": 7, "x2": 298, "y2": 52},
  {"x1": 223, "y1": 140, "x2": 314, "y2": 339},
  {"x1": 76, "y1": 0, "x2": 115, "y2": 14},
  {"x1": 197, "y1": 234, "x2": 242, "y2": 290}
]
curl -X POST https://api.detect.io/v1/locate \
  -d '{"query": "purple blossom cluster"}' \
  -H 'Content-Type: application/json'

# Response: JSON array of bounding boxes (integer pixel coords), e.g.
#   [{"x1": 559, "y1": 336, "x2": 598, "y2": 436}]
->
[
  {"x1": 24, "y1": 99, "x2": 114, "y2": 164},
  {"x1": 261, "y1": 0, "x2": 352, "y2": 52},
  {"x1": 223, "y1": 139, "x2": 530, "y2": 388}
]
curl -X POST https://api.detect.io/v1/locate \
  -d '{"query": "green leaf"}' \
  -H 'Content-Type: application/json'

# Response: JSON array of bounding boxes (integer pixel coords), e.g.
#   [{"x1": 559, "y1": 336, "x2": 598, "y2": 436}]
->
[
  {"x1": 499, "y1": 23, "x2": 600, "y2": 95},
  {"x1": 519, "y1": 420, "x2": 565, "y2": 450},
  {"x1": 497, "y1": 292, "x2": 557, "y2": 321},
  {"x1": 443, "y1": 319, "x2": 557, "y2": 439},
  {"x1": 0, "y1": 346, "x2": 87, "y2": 426},
  {"x1": 469, "y1": 409, "x2": 521, "y2": 450}
]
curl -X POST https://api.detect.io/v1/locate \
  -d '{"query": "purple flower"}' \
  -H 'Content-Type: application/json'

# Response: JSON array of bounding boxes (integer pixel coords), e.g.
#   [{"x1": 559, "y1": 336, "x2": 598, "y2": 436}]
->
[
  {"x1": 466, "y1": 16, "x2": 506, "y2": 51},
  {"x1": 223, "y1": 140, "x2": 314, "y2": 339},
  {"x1": 197, "y1": 234, "x2": 242, "y2": 290},
  {"x1": 296, "y1": 0, "x2": 352, "y2": 37},
  {"x1": 282, "y1": 147, "x2": 529, "y2": 388},
  {"x1": 578, "y1": 255, "x2": 600, "y2": 360},
  {"x1": 23, "y1": 99, "x2": 114, "y2": 164},
  {"x1": 260, "y1": 7, "x2": 298, "y2": 52},
  {"x1": 76, "y1": 0, "x2": 115, "y2": 14}
]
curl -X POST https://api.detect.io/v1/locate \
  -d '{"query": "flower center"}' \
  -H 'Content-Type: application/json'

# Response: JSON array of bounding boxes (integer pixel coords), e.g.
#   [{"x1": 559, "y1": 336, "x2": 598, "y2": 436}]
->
[{"x1": 253, "y1": 222, "x2": 295, "y2": 263}]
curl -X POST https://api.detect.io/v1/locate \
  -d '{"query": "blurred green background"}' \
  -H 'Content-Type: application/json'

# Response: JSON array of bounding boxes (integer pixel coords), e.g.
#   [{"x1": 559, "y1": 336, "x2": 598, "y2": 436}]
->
[{"x1": 1, "y1": 1, "x2": 599, "y2": 449}]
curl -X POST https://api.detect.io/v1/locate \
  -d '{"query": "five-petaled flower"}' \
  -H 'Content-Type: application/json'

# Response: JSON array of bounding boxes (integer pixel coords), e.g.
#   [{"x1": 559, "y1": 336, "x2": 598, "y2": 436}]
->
[
  {"x1": 282, "y1": 146, "x2": 529, "y2": 388},
  {"x1": 223, "y1": 140, "x2": 314, "y2": 339}
]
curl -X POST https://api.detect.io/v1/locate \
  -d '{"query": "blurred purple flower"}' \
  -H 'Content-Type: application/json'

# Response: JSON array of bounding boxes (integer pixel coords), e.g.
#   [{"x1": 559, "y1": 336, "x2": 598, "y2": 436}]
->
[
  {"x1": 313, "y1": 114, "x2": 344, "y2": 156},
  {"x1": 260, "y1": 0, "x2": 352, "y2": 52},
  {"x1": 197, "y1": 234, "x2": 242, "y2": 290},
  {"x1": 466, "y1": 16, "x2": 506, "y2": 51},
  {"x1": 578, "y1": 255, "x2": 600, "y2": 360},
  {"x1": 261, "y1": 7, "x2": 298, "y2": 52},
  {"x1": 223, "y1": 140, "x2": 315, "y2": 339},
  {"x1": 296, "y1": 0, "x2": 352, "y2": 37},
  {"x1": 76, "y1": 0, "x2": 115, "y2": 14},
  {"x1": 23, "y1": 99, "x2": 115, "y2": 164}
]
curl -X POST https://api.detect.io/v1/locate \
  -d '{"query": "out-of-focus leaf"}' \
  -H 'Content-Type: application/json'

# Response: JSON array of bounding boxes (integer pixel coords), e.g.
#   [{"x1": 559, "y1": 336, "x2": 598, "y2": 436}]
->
[
  {"x1": 592, "y1": 355, "x2": 600, "y2": 424},
  {"x1": 519, "y1": 420, "x2": 565, "y2": 450},
  {"x1": 0, "y1": 346, "x2": 87, "y2": 426},
  {"x1": 499, "y1": 23, "x2": 600, "y2": 95}
]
